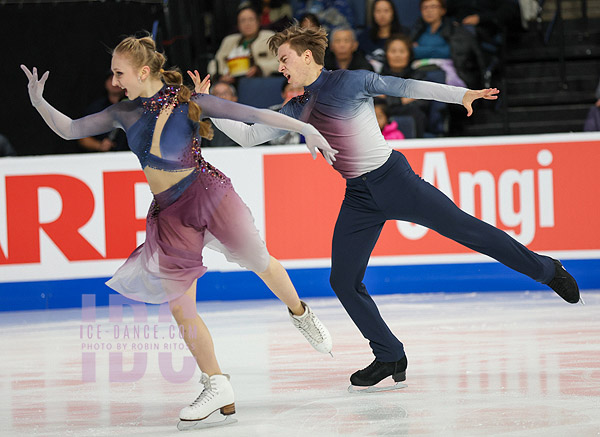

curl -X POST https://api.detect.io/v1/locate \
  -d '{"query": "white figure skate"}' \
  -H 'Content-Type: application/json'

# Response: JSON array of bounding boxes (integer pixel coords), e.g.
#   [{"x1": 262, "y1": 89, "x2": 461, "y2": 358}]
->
[
  {"x1": 177, "y1": 373, "x2": 237, "y2": 431},
  {"x1": 289, "y1": 300, "x2": 333, "y2": 355}
]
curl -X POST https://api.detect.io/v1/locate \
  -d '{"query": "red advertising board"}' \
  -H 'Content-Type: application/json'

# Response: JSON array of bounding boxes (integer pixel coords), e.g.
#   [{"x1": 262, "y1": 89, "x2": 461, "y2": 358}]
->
[{"x1": 263, "y1": 140, "x2": 600, "y2": 260}]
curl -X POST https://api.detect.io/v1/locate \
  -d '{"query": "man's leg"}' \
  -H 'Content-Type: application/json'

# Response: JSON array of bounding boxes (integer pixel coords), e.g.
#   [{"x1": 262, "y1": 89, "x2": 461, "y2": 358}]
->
[
  {"x1": 374, "y1": 152, "x2": 577, "y2": 302},
  {"x1": 330, "y1": 185, "x2": 405, "y2": 362}
]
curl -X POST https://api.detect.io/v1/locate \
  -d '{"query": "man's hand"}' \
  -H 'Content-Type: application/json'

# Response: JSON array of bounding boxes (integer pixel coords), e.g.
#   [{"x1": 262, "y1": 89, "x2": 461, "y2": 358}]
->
[
  {"x1": 99, "y1": 138, "x2": 115, "y2": 151},
  {"x1": 246, "y1": 65, "x2": 261, "y2": 78},
  {"x1": 187, "y1": 70, "x2": 211, "y2": 94},
  {"x1": 462, "y1": 14, "x2": 480, "y2": 26},
  {"x1": 462, "y1": 88, "x2": 499, "y2": 117}
]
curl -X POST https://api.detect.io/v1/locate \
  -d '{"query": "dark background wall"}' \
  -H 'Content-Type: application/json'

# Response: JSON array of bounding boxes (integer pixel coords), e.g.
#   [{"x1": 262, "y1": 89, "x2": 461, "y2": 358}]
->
[{"x1": 1, "y1": 0, "x2": 212, "y2": 156}]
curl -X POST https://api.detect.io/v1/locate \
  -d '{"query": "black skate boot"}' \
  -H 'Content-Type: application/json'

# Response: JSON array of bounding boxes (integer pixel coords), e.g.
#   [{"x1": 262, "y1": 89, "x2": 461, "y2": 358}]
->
[
  {"x1": 348, "y1": 356, "x2": 408, "y2": 393},
  {"x1": 547, "y1": 259, "x2": 580, "y2": 304}
]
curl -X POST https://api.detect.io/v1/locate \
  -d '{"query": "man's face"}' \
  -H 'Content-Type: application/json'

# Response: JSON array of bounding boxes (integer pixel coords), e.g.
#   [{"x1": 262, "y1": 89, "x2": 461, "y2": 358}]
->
[
  {"x1": 277, "y1": 43, "x2": 311, "y2": 87},
  {"x1": 330, "y1": 30, "x2": 357, "y2": 60},
  {"x1": 211, "y1": 83, "x2": 237, "y2": 102}
]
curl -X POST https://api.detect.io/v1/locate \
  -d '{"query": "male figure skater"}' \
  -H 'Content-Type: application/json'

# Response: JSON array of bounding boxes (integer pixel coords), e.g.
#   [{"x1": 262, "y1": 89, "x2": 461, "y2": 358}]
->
[{"x1": 195, "y1": 25, "x2": 580, "y2": 392}]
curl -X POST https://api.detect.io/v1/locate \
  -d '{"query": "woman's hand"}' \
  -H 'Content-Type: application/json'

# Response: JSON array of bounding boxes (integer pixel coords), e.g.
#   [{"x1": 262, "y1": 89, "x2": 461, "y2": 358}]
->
[
  {"x1": 301, "y1": 124, "x2": 338, "y2": 165},
  {"x1": 21, "y1": 65, "x2": 49, "y2": 107},
  {"x1": 462, "y1": 88, "x2": 499, "y2": 117},
  {"x1": 187, "y1": 70, "x2": 211, "y2": 94}
]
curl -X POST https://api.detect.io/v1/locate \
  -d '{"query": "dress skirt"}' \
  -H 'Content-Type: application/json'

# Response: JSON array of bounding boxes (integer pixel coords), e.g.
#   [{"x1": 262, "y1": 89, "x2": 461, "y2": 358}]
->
[{"x1": 106, "y1": 160, "x2": 270, "y2": 304}]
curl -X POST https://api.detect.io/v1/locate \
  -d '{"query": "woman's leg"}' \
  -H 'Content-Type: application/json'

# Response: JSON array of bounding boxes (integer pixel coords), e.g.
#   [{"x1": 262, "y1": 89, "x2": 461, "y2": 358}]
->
[
  {"x1": 171, "y1": 280, "x2": 236, "y2": 427},
  {"x1": 255, "y1": 256, "x2": 304, "y2": 316},
  {"x1": 203, "y1": 183, "x2": 331, "y2": 351},
  {"x1": 169, "y1": 280, "x2": 221, "y2": 376}
]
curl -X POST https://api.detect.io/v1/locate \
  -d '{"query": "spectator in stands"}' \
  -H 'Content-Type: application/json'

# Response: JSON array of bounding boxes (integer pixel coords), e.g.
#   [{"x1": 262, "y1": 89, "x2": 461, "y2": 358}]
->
[
  {"x1": 0, "y1": 134, "x2": 16, "y2": 157},
  {"x1": 294, "y1": 0, "x2": 354, "y2": 31},
  {"x1": 268, "y1": 82, "x2": 305, "y2": 144},
  {"x1": 584, "y1": 79, "x2": 600, "y2": 132},
  {"x1": 202, "y1": 81, "x2": 241, "y2": 147},
  {"x1": 208, "y1": 4, "x2": 279, "y2": 84},
  {"x1": 269, "y1": 81, "x2": 305, "y2": 111},
  {"x1": 446, "y1": 0, "x2": 520, "y2": 77},
  {"x1": 324, "y1": 27, "x2": 373, "y2": 71},
  {"x1": 245, "y1": 0, "x2": 293, "y2": 32},
  {"x1": 374, "y1": 98, "x2": 405, "y2": 140},
  {"x1": 446, "y1": 0, "x2": 521, "y2": 39},
  {"x1": 299, "y1": 12, "x2": 321, "y2": 30},
  {"x1": 357, "y1": 0, "x2": 406, "y2": 73},
  {"x1": 380, "y1": 34, "x2": 429, "y2": 137},
  {"x1": 78, "y1": 72, "x2": 128, "y2": 152},
  {"x1": 411, "y1": 0, "x2": 485, "y2": 89}
]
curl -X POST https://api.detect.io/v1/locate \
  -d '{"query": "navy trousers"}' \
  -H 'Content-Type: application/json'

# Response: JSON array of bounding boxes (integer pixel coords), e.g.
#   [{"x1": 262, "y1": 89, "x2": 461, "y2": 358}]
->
[{"x1": 329, "y1": 150, "x2": 555, "y2": 362}]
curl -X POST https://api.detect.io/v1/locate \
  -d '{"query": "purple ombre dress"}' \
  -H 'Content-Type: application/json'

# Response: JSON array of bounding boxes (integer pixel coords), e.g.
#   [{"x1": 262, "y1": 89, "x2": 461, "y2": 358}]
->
[{"x1": 41, "y1": 85, "x2": 311, "y2": 303}]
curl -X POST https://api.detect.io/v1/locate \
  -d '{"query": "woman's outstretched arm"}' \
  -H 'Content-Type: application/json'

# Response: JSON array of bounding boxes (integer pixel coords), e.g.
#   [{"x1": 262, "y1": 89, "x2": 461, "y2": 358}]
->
[{"x1": 21, "y1": 65, "x2": 118, "y2": 140}]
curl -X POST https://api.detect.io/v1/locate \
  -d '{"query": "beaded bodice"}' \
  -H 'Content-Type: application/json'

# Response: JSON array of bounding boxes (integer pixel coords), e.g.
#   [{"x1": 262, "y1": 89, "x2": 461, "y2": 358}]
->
[{"x1": 128, "y1": 86, "x2": 201, "y2": 172}]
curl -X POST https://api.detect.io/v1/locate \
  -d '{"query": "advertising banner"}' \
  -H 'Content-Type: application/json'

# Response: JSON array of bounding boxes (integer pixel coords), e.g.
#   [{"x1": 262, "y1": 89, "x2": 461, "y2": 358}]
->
[{"x1": 1, "y1": 133, "x2": 598, "y2": 310}]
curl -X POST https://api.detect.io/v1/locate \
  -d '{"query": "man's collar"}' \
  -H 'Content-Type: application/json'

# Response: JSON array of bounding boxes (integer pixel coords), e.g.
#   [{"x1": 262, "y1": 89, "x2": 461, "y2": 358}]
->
[{"x1": 305, "y1": 68, "x2": 330, "y2": 92}]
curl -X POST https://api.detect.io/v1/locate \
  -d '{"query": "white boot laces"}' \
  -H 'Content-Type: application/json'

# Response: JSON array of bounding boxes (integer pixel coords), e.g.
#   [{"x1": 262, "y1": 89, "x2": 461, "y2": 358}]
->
[
  {"x1": 297, "y1": 310, "x2": 324, "y2": 342},
  {"x1": 190, "y1": 374, "x2": 216, "y2": 408}
]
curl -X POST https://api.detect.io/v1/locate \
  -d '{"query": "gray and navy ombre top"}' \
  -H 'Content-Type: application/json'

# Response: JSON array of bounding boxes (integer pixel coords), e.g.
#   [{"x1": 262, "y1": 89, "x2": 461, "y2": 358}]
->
[{"x1": 212, "y1": 69, "x2": 468, "y2": 179}]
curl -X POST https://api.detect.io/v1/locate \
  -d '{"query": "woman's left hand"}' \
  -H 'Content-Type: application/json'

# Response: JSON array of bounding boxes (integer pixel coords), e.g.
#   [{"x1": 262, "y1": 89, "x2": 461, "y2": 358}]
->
[
  {"x1": 187, "y1": 70, "x2": 211, "y2": 94},
  {"x1": 462, "y1": 88, "x2": 499, "y2": 117}
]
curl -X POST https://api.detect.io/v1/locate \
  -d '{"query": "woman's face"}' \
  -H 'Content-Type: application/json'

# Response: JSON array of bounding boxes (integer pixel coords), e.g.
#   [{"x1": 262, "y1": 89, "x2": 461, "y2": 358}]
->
[
  {"x1": 386, "y1": 39, "x2": 410, "y2": 71},
  {"x1": 373, "y1": 0, "x2": 394, "y2": 28},
  {"x1": 238, "y1": 9, "x2": 260, "y2": 38},
  {"x1": 111, "y1": 53, "x2": 144, "y2": 99},
  {"x1": 421, "y1": 0, "x2": 445, "y2": 25}
]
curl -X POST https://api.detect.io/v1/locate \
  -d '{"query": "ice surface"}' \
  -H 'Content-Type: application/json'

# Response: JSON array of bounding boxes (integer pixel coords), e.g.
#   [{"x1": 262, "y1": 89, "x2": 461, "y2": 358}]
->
[{"x1": 1, "y1": 291, "x2": 599, "y2": 436}]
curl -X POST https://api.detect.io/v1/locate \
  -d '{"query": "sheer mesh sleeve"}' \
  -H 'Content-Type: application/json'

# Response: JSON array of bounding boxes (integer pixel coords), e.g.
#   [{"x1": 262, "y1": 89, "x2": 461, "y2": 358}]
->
[
  {"x1": 193, "y1": 94, "x2": 306, "y2": 147},
  {"x1": 33, "y1": 99, "x2": 123, "y2": 140}
]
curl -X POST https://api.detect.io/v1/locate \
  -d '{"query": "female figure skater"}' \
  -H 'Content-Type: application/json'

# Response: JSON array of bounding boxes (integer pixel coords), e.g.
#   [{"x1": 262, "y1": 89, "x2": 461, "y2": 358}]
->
[{"x1": 21, "y1": 34, "x2": 335, "y2": 430}]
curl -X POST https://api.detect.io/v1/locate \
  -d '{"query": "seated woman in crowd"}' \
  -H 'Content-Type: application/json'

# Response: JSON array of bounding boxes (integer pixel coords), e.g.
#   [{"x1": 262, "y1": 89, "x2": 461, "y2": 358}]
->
[
  {"x1": 324, "y1": 27, "x2": 373, "y2": 71},
  {"x1": 208, "y1": 4, "x2": 279, "y2": 84},
  {"x1": 357, "y1": 0, "x2": 406, "y2": 73},
  {"x1": 411, "y1": 0, "x2": 484, "y2": 89},
  {"x1": 380, "y1": 33, "x2": 430, "y2": 138}
]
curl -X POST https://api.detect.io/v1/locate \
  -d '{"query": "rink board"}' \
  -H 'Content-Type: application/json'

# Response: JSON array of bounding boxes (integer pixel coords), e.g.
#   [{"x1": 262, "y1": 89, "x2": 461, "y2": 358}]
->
[{"x1": 1, "y1": 133, "x2": 599, "y2": 311}]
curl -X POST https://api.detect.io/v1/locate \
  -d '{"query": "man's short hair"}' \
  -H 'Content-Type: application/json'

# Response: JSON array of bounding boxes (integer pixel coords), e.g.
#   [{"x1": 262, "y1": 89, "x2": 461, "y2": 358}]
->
[{"x1": 268, "y1": 24, "x2": 329, "y2": 66}]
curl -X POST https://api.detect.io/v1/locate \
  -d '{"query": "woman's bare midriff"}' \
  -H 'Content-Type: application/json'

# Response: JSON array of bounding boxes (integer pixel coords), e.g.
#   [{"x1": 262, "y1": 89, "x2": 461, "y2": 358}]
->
[{"x1": 144, "y1": 166, "x2": 195, "y2": 195}]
